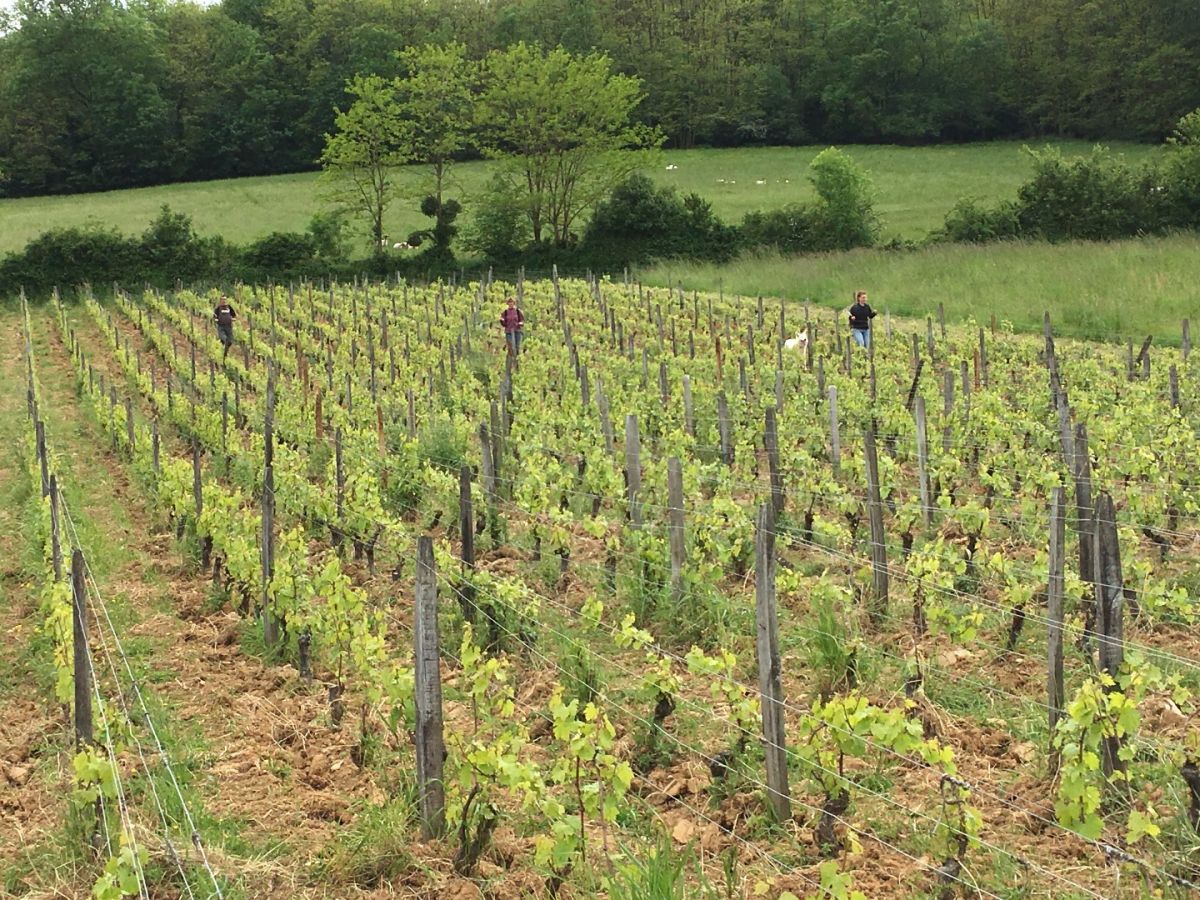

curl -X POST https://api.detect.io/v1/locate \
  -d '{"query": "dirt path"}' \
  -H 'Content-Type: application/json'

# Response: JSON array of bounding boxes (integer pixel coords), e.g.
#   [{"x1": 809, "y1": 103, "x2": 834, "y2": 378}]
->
[
  {"x1": 6, "y1": 310, "x2": 389, "y2": 898},
  {"x1": 0, "y1": 314, "x2": 85, "y2": 895}
]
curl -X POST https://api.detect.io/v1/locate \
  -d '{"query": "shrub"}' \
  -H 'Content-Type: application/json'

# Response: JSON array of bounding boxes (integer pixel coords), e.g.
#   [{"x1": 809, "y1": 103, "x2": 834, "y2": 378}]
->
[
  {"x1": 461, "y1": 172, "x2": 530, "y2": 264},
  {"x1": 0, "y1": 224, "x2": 139, "y2": 298},
  {"x1": 1015, "y1": 147, "x2": 1151, "y2": 242},
  {"x1": 740, "y1": 204, "x2": 816, "y2": 253},
  {"x1": 941, "y1": 197, "x2": 1021, "y2": 243},
  {"x1": 240, "y1": 231, "x2": 317, "y2": 282},
  {"x1": 581, "y1": 174, "x2": 738, "y2": 266},
  {"x1": 808, "y1": 147, "x2": 879, "y2": 250}
]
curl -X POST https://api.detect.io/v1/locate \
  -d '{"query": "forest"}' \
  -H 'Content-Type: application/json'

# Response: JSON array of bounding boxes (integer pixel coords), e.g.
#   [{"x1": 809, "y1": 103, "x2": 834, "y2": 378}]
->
[{"x1": 1, "y1": 0, "x2": 1198, "y2": 196}]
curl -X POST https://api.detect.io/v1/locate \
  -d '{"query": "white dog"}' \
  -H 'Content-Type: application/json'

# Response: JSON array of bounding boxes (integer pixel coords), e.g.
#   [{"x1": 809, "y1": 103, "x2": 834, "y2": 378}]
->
[{"x1": 783, "y1": 329, "x2": 809, "y2": 351}]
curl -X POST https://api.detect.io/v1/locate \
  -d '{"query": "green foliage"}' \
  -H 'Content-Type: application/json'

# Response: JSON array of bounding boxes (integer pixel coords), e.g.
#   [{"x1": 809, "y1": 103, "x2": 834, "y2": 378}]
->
[
  {"x1": 320, "y1": 797, "x2": 418, "y2": 887},
  {"x1": 940, "y1": 197, "x2": 1021, "y2": 243},
  {"x1": 581, "y1": 174, "x2": 739, "y2": 265},
  {"x1": 478, "y1": 42, "x2": 664, "y2": 247},
  {"x1": 808, "y1": 148, "x2": 879, "y2": 250},
  {"x1": 461, "y1": 171, "x2": 532, "y2": 263},
  {"x1": 739, "y1": 148, "x2": 877, "y2": 254},
  {"x1": 319, "y1": 74, "x2": 411, "y2": 248}
]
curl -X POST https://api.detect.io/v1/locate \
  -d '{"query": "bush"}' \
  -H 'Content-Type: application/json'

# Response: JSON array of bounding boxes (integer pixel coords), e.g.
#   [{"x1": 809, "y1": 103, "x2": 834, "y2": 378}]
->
[
  {"x1": 740, "y1": 204, "x2": 816, "y2": 253},
  {"x1": 808, "y1": 147, "x2": 879, "y2": 250},
  {"x1": 240, "y1": 231, "x2": 318, "y2": 282},
  {"x1": 941, "y1": 197, "x2": 1021, "y2": 243},
  {"x1": 1015, "y1": 147, "x2": 1152, "y2": 242},
  {"x1": 461, "y1": 172, "x2": 530, "y2": 264},
  {"x1": 0, "y1": 224, "x2": 139, "y2": 298},
  {"x1": 581, "y1": 174, "x2": 739, "y2": 266}
]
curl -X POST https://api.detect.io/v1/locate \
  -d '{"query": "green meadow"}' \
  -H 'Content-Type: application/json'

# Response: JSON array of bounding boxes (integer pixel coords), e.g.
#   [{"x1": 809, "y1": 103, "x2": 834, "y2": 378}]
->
[
  {"x1": 639, "y1": 235, "x2": 1200, "y2": 344},
  {"x1": 0, "y1": 140, "x2": 1158, "y2": 255}
]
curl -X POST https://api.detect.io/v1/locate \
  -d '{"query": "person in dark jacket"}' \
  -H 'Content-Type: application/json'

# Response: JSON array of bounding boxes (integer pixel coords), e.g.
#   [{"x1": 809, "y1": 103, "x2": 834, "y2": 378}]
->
[
  {"x1": 213, "y1": 297, "x2": 236, "y2": 360},
  {"x1": 500, "y1": 295, "x2": 524, "y2": 356},
  {"x1": 848, "y1": 290, "x2": 876, "y2": 348}
]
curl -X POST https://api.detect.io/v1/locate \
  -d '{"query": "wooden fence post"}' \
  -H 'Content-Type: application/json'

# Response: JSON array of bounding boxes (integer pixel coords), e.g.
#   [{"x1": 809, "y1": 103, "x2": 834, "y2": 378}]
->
[
  {"x1": 667, "y1": 457, "x2": 685, "y2": 603},
  {"x1": 1183, "y1": 318, "x2": 1191, "y2": 361},
  {"x1": 1072, "y1": 422, "x2": 1096, "y2": 643},
  {"x1": 1169, "y1": 365, "x2": 1180, "y2": 409},
  {"x1": 479, "y1": 423, "x2": 500, "y2": 547},
  {"x1": 72, "y1": 549, "x2": 93, "y2": 749},
  {"x1": 262, "y1": 370, "x2": 278, "y2": 646},
  {"x1": 36, "y1": 419, "x2": 49, "y2": 497},
  {"x1": 1096, "y1": 492, "x2": 1125, "y2": 778},
  {"x1": 458, "y1": 465, "x2": 477, "y2": 623},
  {"x1": 151, "y1": 421, "x2": 160, "y2": 475},
  {"x1": 1047, "y1": 487, "x2": 1066, "y2": 773},
  {"x1": 682, "y1": 375, "x2": 694, "y2": 437},
  {"x1": 717, "y1": 392, "x2": 733, "y2": 467},
  {"x1": 765, "y1": 407, "x2": 784, "y2": 514},
  {"x1": 49, "y1": 475, "x2": 63, "y2": 582},
  {"x1": 625, "y1": 414, "x2": 642, "y2": 528},
  {"x1": 414, "y1": 536, "x2": 446, "y2": 839},
  {"x1": 827, "y1": 386, "x2": 840, "y2": 475},
  {"x1": 755, "y1": 503, "x2": 791, "y2": 822},
  {"x1": 914, "y1": 396, "x2": 931, "y2": 528},
  {"x1": 864, "y1": 425, "x2": 889, "y2": 621}
]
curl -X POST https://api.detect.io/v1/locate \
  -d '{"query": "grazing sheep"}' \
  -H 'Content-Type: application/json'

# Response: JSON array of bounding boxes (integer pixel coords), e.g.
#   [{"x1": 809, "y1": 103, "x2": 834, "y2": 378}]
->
[{"x1": 783, "y1": 329, "x2": 809, "y2": 351}]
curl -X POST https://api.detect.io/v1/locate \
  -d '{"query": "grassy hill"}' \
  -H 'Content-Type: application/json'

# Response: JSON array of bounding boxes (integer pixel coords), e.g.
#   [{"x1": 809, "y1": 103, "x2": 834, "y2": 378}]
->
[{"x1": 0, "y1": 140, "x2": 1158, "y2": 255}]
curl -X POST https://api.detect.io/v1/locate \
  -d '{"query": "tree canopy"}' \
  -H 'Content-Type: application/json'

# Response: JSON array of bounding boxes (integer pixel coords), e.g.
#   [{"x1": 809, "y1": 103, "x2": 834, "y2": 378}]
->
[{"x1": 1, "y1": 0, "x2": 1199, "y2": 196}]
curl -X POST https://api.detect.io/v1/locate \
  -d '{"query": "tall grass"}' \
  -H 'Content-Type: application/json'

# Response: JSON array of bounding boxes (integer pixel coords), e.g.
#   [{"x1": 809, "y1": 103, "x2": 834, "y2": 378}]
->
[
  {"x1": 0, "y1": 140, "x2": 1157, "y2": 254},
  {"x1": 640, "y1": 234, "x2": 1200, "y2": 344}
]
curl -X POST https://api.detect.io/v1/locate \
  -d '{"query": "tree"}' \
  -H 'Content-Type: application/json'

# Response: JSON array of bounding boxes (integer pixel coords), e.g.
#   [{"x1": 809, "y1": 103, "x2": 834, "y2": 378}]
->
[
  {"x1": 478, "y1": 42, "x2": 662, "y2": 246},
  {"x1": 808, "y1": 147, "x2": 878, "y2": 251},
  {"x1": 394, "y1": 42, "x2": 475, "y2": 253},
  {"x1": 319, "y1": 74, "x2": 410, "y2": 250}
]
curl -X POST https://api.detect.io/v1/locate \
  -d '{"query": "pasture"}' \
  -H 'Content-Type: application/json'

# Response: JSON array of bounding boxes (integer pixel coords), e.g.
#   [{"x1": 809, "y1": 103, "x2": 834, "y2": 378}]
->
[{"x1": 0, "y1": 140, "x2": 1159, "y2": 255}]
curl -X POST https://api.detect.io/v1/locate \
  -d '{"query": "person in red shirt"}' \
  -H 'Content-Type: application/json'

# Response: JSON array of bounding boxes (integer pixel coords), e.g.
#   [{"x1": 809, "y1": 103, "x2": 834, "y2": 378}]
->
[{"x1": 500, "y1": 295, "x2": 524, "y2": 356}]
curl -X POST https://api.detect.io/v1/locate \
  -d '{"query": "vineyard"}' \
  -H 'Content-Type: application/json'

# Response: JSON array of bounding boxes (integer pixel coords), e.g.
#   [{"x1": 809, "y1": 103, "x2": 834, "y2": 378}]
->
[{"x1": 5, "y1": 274, "x2": 1200, "y2": 899}]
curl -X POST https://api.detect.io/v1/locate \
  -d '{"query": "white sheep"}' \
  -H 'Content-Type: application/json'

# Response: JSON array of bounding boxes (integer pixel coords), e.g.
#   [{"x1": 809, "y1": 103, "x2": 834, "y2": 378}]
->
[
  {"x1": 783, "y1": 329, "x2": 809, "y2": 351},
  {"x1": 665, "y1": 164, "x2": 679, "y2": 171},
  {"x1": 756, "y1": 179, "x2": 766, "y2": 185}
]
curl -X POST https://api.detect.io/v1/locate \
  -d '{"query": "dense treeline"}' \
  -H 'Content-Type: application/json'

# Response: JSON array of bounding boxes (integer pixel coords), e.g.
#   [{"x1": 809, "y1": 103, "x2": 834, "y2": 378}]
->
[{"x1": 1, "y1": 0, "x2": 1198, "y2": 197}]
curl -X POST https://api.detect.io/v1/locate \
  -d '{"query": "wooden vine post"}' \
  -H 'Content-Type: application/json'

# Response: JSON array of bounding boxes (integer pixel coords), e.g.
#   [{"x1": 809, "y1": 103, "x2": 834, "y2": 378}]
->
[
  {"x1": 667, "y1": 457, "x2": 686, "y2": 604},
  {"x1": 625, "y1": 414, "x2": 642, "y2": 528},
  {"x1": 827, "y1": 385, "x2": 841, "y2": 475},
  {"x1": 1047, "y1": 487, "x2": 1066, "y2": 774},
  {"x1": 764, "y1": 407, "x2": 784, "y2": 514},
  {"x1": 262, "y1": 368, "x2": 279, "y2": 647},
  {"x1": 458, "y1": 465, "x2": 477, "y2": 624},
  {"x1": 414, "y1": 536, "x2": 446, "y2": 839},
  {"x1": 71, "y1": 548, "x2": 93, "y2": 749},
  {"x1": 914, "y1": 396, "x2": 931, "y2": 528},
  {"x1": 755, "y1": 502, "x2": 791, "y2": 822},
  {"x1": 864, "y1": 424, "x2": 889, "y2": 622},
  {"x1": 1095, "y1": 492, "x2": 1126, "y2": 778}
]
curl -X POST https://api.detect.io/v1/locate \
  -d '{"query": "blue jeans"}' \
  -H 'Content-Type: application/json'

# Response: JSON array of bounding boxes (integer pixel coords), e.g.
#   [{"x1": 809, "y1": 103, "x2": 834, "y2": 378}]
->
[
  {"x1": 505, "y1": 331, "x2": 524, "y2": 355},
  {"x1": 852, "y1": 328, "x2": 870, "y2": 348}
]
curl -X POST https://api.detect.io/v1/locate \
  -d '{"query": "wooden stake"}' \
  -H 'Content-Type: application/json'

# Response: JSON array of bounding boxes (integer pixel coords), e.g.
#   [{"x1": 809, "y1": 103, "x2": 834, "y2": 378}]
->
[
  {"x1": 414, "y1": 536, "x2": 446, "y2": 839},
  {"x1": 625, "y1": 415, "x2": 642, "y2": 528},
  {"x1": 864, "y1": 425, "x2": 889, "y2": 621},
  {"x1": 1047, "y1": 487, "x2": 1066, "y2": 772},
  {"x1": 72, "y1": 549, "x2": 93, "y2": 750},
  {"x1": 755, "y1": 503, "x2": 791, "y2": 822},
  {"x1": 667, "y1": 457, "x2": 685, "y2": 602}
]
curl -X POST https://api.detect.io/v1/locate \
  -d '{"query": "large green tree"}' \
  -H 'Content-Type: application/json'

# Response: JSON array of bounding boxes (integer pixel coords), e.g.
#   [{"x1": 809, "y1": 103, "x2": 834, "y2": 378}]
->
[
  {"x1": 479, "y1": 42, "x2": 662, "y2": 246},
  {"x1": 319, "y1": 74, "x2": 410, "y2": 249},
  {"x1": 394, "y1": 43, "x2": 475, "y2": 251}
]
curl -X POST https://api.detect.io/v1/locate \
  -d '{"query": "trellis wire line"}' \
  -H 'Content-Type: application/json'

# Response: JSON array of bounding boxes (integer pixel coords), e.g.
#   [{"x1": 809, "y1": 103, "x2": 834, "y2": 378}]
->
[
  {"x1": 62, "y1": 496, "x2": 225, "y2": 899},
  {"x1": 34, "y1": 320, "x2": 225, "y2": 898},
  {"x1": 367, "y1": 519, "x2": 1192, "y2": 881},
  {"x1": 434, "y1": 572, "x2": 1095, "y2": 900}
]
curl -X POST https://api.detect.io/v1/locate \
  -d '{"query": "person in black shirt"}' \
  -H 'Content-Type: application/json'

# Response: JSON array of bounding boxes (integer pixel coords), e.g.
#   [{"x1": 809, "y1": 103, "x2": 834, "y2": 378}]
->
[
  {"x1": 213, "y1": 297, "x2": 236, "y2": 360},
  {"x1": 848, "y1": 290, "x2": 876, "y2": 348}
]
